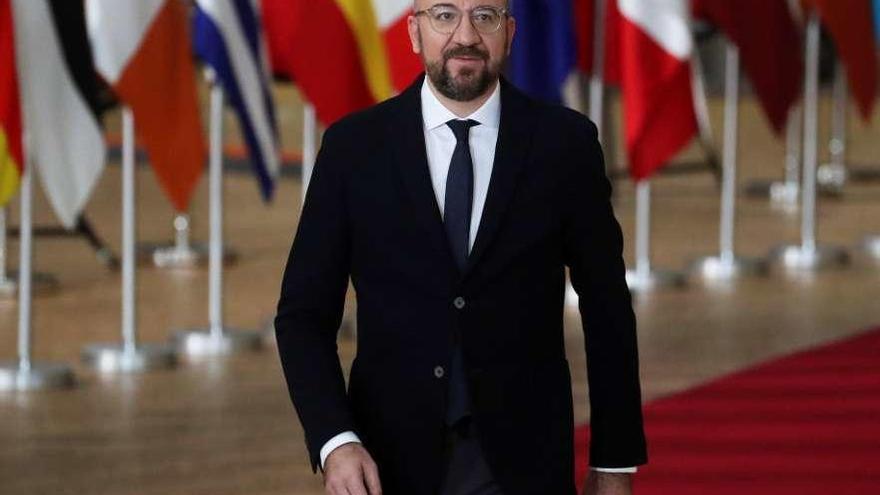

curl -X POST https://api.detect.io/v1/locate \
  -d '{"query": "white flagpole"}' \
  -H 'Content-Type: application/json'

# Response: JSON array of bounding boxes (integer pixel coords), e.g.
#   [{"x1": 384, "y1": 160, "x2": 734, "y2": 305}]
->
[
  {"x1": 690, "y1": 43, "x2": 767, "y2": 281},
  {"x1": 0, "y1": 139, "x2": 75, "y2": 390},
  {"x1": 302, "y1": 103, "x2": 318, "y2": 203},
  {"x1": 82, "y1": 108, "x2": 177, "y2": 372},
  {"x1": 625, "y1": 181, "x2": 686, "y2": 291},
  {"x1": 816, "y1": 60, "x2": 848, "y2": 195},
  {"x1": 771, "y1": 13, "x2": 848, "y2": 270},
  {"x1": 172, "y1": 70, "x2": 262, "y2": 356}
]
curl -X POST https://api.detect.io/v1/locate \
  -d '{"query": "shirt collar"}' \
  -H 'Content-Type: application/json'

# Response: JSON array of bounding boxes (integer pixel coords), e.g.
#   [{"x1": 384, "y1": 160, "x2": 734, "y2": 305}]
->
[{"x1": 421, "y1": 77, "x2": 501, "y2": 132}]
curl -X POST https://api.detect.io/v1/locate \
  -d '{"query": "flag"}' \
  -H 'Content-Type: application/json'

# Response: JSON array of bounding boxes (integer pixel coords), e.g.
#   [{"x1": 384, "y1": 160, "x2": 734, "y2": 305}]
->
[
  {"x1": 802, "y1": 0, "x2": 877, "y2": 120},
  {"x1": 692, "y1": 0, "x2": 803, "y2": 134},
  {"x1": 193, "y1": 0, "x2": 280, "y2": 201},
  {"x1": 11, "y1": 0, "x2": 105, "y2": 227},
  {"x1": 86, "y1": 0, "x2": 206, "y2": 213},
  {"x1": 611, "y1": 0, "x2": 697, "y2": 181},
  {"x1": 509, "y1": 0, "x2": 578, "y2": 103},
  {"x1": 0, "y1": 0, "x2": 22, "y2": 207},
  {"x1": 372, "y1": 0, "x2": 421, "y2": 93},
  {"x1": 875, "y1": 0, "x2": 880, "y2": 40},
  {"x1": 261, "y1": 0, "x2": 393, "y2": 125}
]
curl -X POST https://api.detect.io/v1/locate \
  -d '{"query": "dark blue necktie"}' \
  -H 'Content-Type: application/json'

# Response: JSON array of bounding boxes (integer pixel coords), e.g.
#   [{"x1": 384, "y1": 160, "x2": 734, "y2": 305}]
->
[
  {"x1": 444, "y1": 119, "x2": 480, "y2": 270},
  {"x1": 444, "y1": 118, "x2": 479, "y2": 428}
]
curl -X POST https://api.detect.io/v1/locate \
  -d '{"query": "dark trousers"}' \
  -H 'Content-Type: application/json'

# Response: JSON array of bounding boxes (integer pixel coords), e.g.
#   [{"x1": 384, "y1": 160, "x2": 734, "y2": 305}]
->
[{"x1": 439, "y1": 419, "x2": 505, "y2": 495}]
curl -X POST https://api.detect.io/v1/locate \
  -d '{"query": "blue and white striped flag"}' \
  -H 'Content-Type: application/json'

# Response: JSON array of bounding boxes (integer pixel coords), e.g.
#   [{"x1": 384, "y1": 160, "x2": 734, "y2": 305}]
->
[{"x1": 193, "y1": 0, "x2": 279, "y2": 200}]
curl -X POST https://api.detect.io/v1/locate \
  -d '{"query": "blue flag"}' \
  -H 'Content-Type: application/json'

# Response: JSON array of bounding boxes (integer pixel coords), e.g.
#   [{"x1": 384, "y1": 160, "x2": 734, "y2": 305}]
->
[
  {"x1": 193, "y1": 0, "x2": 280, "y2": 200},
  {"x1": 874, "y1": 0, "x2": 880, "y2": 40},
  {"x1": 508, "y1": 0, "x2": 577, "y2": 103}
]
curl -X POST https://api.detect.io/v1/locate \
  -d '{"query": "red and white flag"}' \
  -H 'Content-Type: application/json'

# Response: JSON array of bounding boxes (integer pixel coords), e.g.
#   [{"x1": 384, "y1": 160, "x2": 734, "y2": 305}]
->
[
  {"x1": 372, "y1": 0, "x2": 421, "y2": 93},
  {"x1": 611, "y1": 0, "x2": 697, "y2": 181},
  {"x1": 86, "y1": 0, "x2": 206, "y2": 213}
]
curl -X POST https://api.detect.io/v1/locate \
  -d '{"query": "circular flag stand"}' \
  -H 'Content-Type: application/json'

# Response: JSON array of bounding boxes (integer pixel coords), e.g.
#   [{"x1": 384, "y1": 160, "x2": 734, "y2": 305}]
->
[
  {"x1": 137, "y1": 213, "x2": 238, "y2": 269},
  {"x1": 625, "y1": 181, "x2": 687, "y2": 291},
  {"x1": 171, "y1": 72, "x2": 262, "y2": 356},
  {"x1": 0, "y1": 152, "x2": 75, "y2": 391},
  {"x1": 770, "y1": 14, "x2": 849, "y2": 270},
  {"x1": 690, "y1": 43, "x2": 768, "y2": 281},
  {"x1": 81, "y1": 108, "x2": 177, "y2": 372}
]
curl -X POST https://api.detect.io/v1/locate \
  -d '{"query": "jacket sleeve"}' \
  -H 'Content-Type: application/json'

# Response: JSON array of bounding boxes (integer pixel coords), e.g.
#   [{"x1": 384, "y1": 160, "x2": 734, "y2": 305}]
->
[
  {"x1": 274, "y1": 124, "x2": 355, "y2": 473},
  {"x1": 562, "y1": 117, "x2": 648, "y2": 468}
]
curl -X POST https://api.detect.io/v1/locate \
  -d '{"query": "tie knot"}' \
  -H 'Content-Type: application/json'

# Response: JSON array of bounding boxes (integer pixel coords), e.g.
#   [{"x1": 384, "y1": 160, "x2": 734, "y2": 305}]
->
[{"x1": 446, "y1": 119, "x2": 480, "y2": 143}]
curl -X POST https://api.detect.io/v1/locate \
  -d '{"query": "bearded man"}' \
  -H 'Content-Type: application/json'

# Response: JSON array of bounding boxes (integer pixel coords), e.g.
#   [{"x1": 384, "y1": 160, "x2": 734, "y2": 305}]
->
[{"x1": 274, "y1": 1, "x2": 648, "y2": 494}]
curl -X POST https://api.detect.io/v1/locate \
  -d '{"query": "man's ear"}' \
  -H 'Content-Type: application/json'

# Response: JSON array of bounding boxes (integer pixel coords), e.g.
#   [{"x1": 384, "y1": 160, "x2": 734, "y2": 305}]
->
[
  {"x1": 408, "y1": 16, "x2": 422, "y2": 54},
  {"x1": 505, "y1": 16, "x2": 516, "y2": 56}
]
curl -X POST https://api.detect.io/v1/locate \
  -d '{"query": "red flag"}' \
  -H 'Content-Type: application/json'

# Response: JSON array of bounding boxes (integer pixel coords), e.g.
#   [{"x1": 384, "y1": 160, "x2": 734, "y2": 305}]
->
[
  {"x1": 610, "y1": 0, "x2": 697, "y2": 181},
  {"x1": 802, "y1": 0, "x2": 877, "y2": 120},
  {"x1": 262, "y1": 0, "x2": 384, "y2": 125},
  {"x1": 693, "y1": 0, "x2": 804, "y2": 134}
]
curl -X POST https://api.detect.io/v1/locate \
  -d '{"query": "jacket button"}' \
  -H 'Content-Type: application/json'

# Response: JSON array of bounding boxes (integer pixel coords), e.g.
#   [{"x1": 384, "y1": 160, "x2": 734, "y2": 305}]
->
[
  {"x1": 434, "y1": 365, "x2": 445, "y2": 378},
  {"x1": 453, "y1": 296, "x2": 466, "y2": 309}
]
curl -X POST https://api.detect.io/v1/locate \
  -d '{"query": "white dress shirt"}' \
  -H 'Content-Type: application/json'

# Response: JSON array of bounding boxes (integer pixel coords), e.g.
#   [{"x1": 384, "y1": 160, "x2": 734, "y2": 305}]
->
[{"x1": 319, "y1": 78, "x2": 636, "y2": 475}]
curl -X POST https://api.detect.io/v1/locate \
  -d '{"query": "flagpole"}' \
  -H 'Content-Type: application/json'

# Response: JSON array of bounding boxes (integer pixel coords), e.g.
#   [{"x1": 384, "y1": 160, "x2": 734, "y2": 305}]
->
[
  {"x1": 0, "y1": 209, "x2": 15, "y2": 296},
  {"x1": 817, "y1": 60, "x2": 848, "y2": 195},
  {"x1": 82, "y1": 107, "x2": 177, "y2": 372},
  {"x1": 302, "y1": 103, "x2": 318, "y2": 203},
  {"x1": 172, "y1": 70, "x2": 262, "y2": 356},
  {"x1": 625, "y1": 181, "x2": 686, "y2": 291},
  {"x1": 771, "y1": 13, "x2": 848, "y2": 271},
  {"x1": 691, "y1": 43, "x2": 767, "y2": 281},
  {"x1": 0, "y1": 140, "x2": 75, "y2": 391},
  {"x1": 588, "y1": 0, "x2": 606, "y2": 139}
]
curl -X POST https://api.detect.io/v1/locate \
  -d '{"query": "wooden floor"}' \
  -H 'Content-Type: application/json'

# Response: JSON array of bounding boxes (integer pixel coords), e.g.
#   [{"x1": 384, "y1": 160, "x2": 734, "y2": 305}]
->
[{"x1": 1, "y1": 89, "x2": 879, "y2": 494}]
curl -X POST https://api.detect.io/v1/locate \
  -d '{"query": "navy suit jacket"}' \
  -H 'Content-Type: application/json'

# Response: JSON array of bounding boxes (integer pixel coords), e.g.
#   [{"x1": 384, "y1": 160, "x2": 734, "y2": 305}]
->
[{"x1": 274, "y1": 73, "x2": 647, "y2": 495}]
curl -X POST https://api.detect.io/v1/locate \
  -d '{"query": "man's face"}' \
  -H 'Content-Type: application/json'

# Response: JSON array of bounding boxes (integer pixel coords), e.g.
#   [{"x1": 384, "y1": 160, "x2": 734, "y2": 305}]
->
[{"x1": 408, "y1": 0, "x2": 515, "y2": 102}]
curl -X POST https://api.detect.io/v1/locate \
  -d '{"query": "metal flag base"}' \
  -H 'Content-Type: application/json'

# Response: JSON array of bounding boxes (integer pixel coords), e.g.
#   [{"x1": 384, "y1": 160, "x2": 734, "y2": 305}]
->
[
  {"x1": 81, "y1": 343, "x2": 177, "y2": 373},
  {"x1": 862, "y1": 235, "x2": 880, "y2": 260},
  {"x1": 817, "y1": 163, "x2": 847, "y2": 196},
  {"x1": 171, "y1": 328, "x2": 263, "y2": 357},
  {"x1": 744, "y1": 179, "x2": 800, "y2": 207},
  {"x1": 0, "y1": 362, "x2": 76, "y2": 391},
  {"x1": 770, "y1": 244, "x2": 849, "y2": 271},
  {"x1": 137, "y1": 241, "x2": 239, "y2": 269},
  {"x1": 625, "y1": 268, "x2": 687, "y2": 292},
  {"x1": 0, "y1": 271, "x2": 60, "y2": 299},
  {"x1": 689, "y1": 255, "x2": 769, "y2": 281}
]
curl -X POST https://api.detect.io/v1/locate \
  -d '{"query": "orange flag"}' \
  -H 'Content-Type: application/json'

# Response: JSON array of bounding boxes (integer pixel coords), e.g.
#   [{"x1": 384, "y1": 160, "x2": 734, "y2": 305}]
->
[{"x1": 87, "y1": 0, "x2": 206, "y2": 212}]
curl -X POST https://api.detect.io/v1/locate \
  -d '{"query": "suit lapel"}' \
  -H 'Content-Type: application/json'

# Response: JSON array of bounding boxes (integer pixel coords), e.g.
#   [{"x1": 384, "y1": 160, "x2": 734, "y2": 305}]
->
[
  {"x1": 390, "y1": 74, "x2": 536, "y2": 282},
  {"x1": 462, "y1": 78, "x2": 535, "y2": 280}
]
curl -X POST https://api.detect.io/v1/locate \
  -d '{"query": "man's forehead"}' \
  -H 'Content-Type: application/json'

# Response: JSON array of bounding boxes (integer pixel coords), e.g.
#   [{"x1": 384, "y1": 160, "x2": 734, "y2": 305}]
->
[{"x1": 414, "y1": 0, "x2": 509, "y2": 9}]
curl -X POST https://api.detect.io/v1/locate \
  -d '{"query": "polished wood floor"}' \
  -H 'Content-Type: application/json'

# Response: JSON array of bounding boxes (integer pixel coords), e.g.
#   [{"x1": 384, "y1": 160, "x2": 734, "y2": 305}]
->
[{"x1": 1, "y1": 87, "x2": 879, "y2": 494}]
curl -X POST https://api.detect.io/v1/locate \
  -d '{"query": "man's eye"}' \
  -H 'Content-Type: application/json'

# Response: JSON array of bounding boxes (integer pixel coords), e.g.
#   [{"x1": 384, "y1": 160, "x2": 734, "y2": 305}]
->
[{"x1": 436, "y1": 12, "x2": 456, "y2": 21}]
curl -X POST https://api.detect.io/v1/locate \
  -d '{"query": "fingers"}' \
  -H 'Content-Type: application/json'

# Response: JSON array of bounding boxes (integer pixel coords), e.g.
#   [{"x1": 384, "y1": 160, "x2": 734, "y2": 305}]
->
[
  {"x1": 362, "y1": 457, "x2": 383, "y2": 495},
  {"x1": 325, "y1": 453, "x2": 381, "y2": 495}
]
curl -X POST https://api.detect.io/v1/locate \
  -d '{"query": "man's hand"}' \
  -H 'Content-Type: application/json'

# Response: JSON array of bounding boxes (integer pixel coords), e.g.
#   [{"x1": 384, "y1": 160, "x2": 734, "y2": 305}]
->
[
  {"x1": 583, "y1": 471, "x2": 632, "y2": 495},
  {"x1": 322, "y1": 442, "x2": 382, "y2": 495}
]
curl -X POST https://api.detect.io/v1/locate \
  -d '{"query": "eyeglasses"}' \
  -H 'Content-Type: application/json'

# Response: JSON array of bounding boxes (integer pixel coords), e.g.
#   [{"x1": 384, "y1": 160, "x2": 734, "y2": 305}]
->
[{"x1": 414, "y1": 5, "x2": 510, "y2": 35}]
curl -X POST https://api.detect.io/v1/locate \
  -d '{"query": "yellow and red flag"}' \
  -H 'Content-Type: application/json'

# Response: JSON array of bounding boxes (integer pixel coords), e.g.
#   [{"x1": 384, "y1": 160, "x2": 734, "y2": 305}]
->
[
  {"x1": 0, "y1": 0, "x2": 22, "y2": 207},
  {"x1": 262, "y1": 0, "x2": 396, "y2": 125}
]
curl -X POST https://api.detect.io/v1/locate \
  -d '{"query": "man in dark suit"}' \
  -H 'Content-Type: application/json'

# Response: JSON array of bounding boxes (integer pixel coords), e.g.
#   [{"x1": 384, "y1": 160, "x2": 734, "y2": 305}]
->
[{"x1": 274, "y1": 1, "x2": 647, "y2": 494}]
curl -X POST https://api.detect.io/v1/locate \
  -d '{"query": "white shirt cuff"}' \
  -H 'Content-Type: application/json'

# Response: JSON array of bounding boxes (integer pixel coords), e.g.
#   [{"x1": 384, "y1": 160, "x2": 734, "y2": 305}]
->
[
  {"x1": 319, "y1": 431, "x2": 362, "y2": 469},
  {"x1": 591, "y1": 466, "x2": 638, "y2": 473}
]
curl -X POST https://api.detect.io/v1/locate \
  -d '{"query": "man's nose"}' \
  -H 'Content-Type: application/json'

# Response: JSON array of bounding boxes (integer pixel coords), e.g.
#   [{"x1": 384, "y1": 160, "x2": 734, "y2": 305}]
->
[{"x1": 451, "y1": 13, "x2": 481, "y2": 45}]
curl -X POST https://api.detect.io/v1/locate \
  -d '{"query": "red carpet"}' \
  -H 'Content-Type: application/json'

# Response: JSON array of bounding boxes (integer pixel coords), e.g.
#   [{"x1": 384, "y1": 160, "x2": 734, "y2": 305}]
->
[{"x1": 575, "y1": 327, "x2": 880, "y2": 494}]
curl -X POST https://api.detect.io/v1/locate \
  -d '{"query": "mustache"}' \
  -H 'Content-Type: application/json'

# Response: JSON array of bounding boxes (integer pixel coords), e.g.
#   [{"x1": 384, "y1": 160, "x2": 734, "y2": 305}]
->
[{"x1": 443, "y1": 45, "x2": 489, "y2": 62}]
